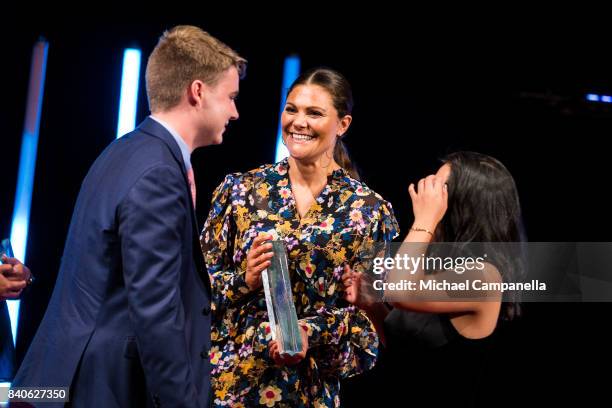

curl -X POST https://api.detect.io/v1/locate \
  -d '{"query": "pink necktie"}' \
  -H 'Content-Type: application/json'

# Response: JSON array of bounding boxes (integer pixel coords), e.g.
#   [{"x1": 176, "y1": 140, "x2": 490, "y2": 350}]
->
[{"x1": 187, "y1": 167, "x2": 196, "y2": 209}]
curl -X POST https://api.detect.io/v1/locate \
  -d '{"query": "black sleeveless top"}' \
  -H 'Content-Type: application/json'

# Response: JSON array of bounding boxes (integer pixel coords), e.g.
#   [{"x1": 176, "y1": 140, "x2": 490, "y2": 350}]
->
[{"x1": 379, "y1": 308, "x2": 493, "y2": 407}]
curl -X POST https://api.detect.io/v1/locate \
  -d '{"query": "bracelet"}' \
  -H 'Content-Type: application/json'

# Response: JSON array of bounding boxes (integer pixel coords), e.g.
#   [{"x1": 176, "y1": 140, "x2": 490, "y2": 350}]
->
[{"x1": 410, "y1": 227, "x2": 434, "y2": 237}]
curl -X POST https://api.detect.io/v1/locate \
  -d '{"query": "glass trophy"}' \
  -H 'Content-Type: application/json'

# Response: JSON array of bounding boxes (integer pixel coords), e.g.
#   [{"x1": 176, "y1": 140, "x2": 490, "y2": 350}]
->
[
  {"x1": 0, "y1": 238, "x2": 13, "y2": 263},
  {"x1": 261, "y1": 240, "x2": 303, "y2": 356}
]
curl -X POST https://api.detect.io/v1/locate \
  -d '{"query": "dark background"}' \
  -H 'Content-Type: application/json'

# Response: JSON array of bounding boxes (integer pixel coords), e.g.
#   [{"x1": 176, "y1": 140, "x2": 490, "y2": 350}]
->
[{"x1": 2, "y1": 15, "x2": 610, "y2": 406}]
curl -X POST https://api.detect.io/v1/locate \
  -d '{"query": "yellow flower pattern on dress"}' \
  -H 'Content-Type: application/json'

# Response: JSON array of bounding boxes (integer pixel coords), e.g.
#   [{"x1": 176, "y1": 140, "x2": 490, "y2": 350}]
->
[{"x1": 201, "y1": 158, "x2": 399, "y2": 407}]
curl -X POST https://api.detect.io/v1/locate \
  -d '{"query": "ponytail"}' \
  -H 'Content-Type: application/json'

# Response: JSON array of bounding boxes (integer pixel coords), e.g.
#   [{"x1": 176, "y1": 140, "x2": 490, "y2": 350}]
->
[{"x1": 334, "y1": 138, "x2": 360, "y2": 180}]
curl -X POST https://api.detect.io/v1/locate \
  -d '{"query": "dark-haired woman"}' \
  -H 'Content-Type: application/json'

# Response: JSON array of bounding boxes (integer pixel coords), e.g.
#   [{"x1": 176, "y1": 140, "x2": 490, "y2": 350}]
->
[
  {"x1": 201, "y1": 68, "x2": 399, "y2": 407},
  {"x1": 344, "y1": 151, "x2": 525, "y2": 406}
]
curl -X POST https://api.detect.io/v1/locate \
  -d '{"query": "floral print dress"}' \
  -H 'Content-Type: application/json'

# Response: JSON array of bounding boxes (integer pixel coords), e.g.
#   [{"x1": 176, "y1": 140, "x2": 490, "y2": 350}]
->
[{"x1": 200, "y1": 158, "x2": 399, "y2": 407}]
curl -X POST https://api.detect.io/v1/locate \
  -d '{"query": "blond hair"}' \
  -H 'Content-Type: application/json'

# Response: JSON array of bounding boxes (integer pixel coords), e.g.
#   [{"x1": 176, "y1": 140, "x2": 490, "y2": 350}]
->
[{"x1": 145, "y1": 25, "x2": 246, "y2": 112}]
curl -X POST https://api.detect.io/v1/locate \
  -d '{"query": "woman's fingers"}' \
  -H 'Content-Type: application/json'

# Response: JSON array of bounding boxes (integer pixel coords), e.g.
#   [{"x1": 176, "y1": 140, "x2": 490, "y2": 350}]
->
[
  {"x1": 248, "y1": 235, "x2": 272, "y2": 262},
  {"x1": 278, "y1": 352, "x2": 303, "y2": 366},
  {"x1": 342, "y1": 265, "x2": 353, "y2": 285},
  {"x1": 252, "y1": 261, "x2": 271, "y2": 276},
  {"x1": 341, "y1": 272, "x2": 351, "y2": 283},
  {"x1": 255, "y1": 251, "x2": 274, "y2": 265},
  {"x1": 252, "y1": 234, "x2": 272, "y2": 248},
  {"x1": 248, "y1": 253, "x2": 272, "y2": 273},
  {"x1": 414, "y1": 175, "x2": 444, "y2": 195},
  {"x1": 246, "y1": 240, "x2": 273, "y2": 290},
  {"x1": 247, "y1": 240, "x2": 274, "y2": 280},
  {"x1": 269, "y1": 330, "x2": 308, "y2": 366},
  {"x1": 408, "y1": 183, "x2": 417, "y2": 201},
  {"x1": 425, "y1": 175, "x2": 436, "y2": 191},
  {"x1": 249, "y1": 241, "x2": 272, "y2": 261},
  {"x1": 269, "y1": 341, "x2": 278, "y2": 359}
]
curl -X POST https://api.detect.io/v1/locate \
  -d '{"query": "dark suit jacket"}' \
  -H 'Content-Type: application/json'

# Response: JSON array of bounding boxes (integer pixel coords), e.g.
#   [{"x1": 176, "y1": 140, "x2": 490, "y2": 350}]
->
[{"x1": 12, "y1": 118, "x2": 212, "y2": 408}]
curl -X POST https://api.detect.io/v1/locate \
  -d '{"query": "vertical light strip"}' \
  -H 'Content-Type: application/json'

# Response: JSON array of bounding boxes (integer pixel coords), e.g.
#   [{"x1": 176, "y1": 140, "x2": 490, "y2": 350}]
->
[
  {"x1": 8, "y1": 39, "x2": 49, "y2": 347},
  {"x1": 274, "y1": 55, "x2": 301, "y2": 163},
  {"x1": 116, "y1": 48, "x2": 141, "y2": 138}
]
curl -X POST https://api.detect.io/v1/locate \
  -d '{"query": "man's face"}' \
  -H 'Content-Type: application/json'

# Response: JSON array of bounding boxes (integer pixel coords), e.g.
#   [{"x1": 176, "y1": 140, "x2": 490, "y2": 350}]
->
[{"x1": 197, "y1": 66, "x2": 240, "y2": 146}]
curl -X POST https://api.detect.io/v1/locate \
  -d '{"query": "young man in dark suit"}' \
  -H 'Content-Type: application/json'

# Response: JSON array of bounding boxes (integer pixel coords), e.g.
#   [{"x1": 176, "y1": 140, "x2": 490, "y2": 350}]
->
[{"x1": 12, "y1": 25, "x2": 246, "y2": 408}]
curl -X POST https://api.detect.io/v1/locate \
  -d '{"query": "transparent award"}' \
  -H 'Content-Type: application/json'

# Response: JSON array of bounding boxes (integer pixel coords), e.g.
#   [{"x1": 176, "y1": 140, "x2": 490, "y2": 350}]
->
[
  {"x1": 0, "y1": 238, "x2": 13, "y2": 263},
  {"x1": 261, "y1": 240, "x2": 303, "y2": 356}
]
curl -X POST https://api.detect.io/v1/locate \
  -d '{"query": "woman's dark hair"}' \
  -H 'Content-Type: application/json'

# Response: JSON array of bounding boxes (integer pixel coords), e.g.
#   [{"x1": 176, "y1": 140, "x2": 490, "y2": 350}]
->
[
  {"x1": 437, "y1": 151, "x2": 526, "y2": 320},
  {"x1": 287, "y1": 67, "x2": 360, "y2": 180}
]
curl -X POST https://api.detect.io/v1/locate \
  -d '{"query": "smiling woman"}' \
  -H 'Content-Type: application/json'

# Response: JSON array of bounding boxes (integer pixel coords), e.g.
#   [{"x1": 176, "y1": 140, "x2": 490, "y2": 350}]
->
[
  {"x1": 282, "y1": 68, "x2": 359, "y2": 181},
  {"x1": 201, "y1": 67, "x2": 399, "y2": 407}
]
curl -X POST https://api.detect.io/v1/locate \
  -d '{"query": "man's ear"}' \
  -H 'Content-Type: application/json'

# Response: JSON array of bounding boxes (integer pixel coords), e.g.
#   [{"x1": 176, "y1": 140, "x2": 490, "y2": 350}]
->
[{"x1": 187, "y1": 79, "x2": 206, "y2": 107}]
